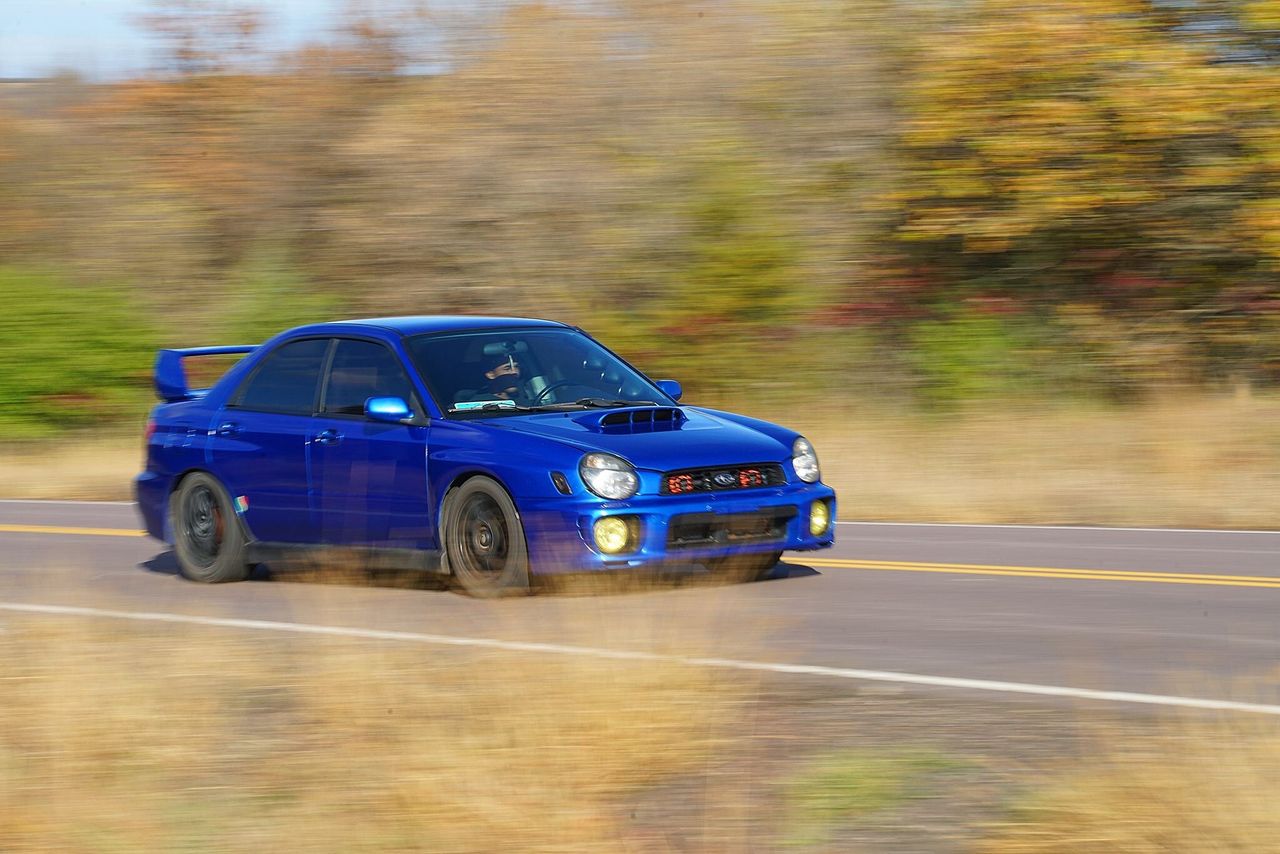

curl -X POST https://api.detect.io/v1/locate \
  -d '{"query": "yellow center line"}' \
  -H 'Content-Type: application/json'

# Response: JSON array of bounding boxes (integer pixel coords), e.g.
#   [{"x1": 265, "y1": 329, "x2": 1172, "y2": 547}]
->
[
  {"x1": 806, "y1": 557, "x2": 1280, "y2": 589},
  {"x1": 1, "y1": 524, "x2": 1276, "y2": 589},
  {"x1": 810, "y1": 556, "x2": 1272, "y2": 583},
  {"x1": 0, "y1": 524, "x2": 145, "y2": 538}
]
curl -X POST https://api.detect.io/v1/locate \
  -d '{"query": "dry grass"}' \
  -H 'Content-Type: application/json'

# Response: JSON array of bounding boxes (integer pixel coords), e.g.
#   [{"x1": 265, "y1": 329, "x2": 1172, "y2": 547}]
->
[
  {"x1": 4, "y1": 608, "x2": 1280, "y2": 851},
  {"x1": 979, "y1": 712, "x2": 1280, "y2": 853},
  {"x1": 0, "y1": 436, "x2": 139, "y2": 501},
  {"x1": 786, "y1": 393, "x2": 1280, "y2": 528},
  {"x1": 8, "y1": 393, "x2": 1280, "y2": 527},
  {"x1": 0, "y1": 615, "x2": 744, "y2": 853}
]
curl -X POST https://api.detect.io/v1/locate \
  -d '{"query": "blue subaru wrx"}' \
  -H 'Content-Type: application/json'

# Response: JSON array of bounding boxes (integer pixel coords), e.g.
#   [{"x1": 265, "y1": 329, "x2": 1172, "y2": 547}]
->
[{"x1": 135, "y1": 317, "x2": 836, "y2": 596}]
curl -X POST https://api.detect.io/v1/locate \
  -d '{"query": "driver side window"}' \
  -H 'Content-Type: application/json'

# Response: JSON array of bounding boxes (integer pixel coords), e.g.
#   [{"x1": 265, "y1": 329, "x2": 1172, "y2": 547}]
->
[{"x1": 321, "y1": 339, "x2": 419, "y2": 417}]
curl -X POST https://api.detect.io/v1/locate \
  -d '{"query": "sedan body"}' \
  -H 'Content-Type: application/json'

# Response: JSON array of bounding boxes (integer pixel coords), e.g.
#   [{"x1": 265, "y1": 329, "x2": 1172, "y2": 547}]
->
[{"x1": 136, "y1": 316, "x2": 836, "y2": 594}]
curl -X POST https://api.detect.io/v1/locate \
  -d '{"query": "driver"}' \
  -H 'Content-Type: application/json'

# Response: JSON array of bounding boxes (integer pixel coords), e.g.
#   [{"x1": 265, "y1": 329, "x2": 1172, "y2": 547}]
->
[{"x1": 485, "y1": 354, "x2": 530, "y2": 404}]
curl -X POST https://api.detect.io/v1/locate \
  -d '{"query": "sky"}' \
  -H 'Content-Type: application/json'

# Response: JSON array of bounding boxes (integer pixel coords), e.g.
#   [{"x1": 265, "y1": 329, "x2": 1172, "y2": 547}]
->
[{"x1": 0, "y1": 0, "x2": 345, "y2": 79}]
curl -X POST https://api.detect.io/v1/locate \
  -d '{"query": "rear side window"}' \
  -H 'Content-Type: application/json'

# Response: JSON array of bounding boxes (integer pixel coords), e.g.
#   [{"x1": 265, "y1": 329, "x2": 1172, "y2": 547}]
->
[
  {"x1": 322, "y1": 339, "x2": 418, "y2": 416},
  {"x1": 233, "y1": 338, "x2": 329, "y2": 415}
]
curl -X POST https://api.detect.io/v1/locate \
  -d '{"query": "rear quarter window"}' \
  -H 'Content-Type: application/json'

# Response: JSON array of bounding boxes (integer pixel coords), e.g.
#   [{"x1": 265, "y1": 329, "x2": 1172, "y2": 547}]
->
[{"x1": 231, "y1": 338, "x2": 330, "y2": 415}]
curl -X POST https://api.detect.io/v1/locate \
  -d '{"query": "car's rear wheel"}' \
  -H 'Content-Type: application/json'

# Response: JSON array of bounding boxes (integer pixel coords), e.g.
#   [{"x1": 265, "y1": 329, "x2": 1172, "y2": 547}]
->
[
  {"x1": 441, "y1": 477, "x2": 531, "y2": 597},
  {"x1": 708, "y1": 550, "x2": 783, "y2": 584},
  {"x1": 171, "y1": 472, "x2": 249, "y2": 583}
]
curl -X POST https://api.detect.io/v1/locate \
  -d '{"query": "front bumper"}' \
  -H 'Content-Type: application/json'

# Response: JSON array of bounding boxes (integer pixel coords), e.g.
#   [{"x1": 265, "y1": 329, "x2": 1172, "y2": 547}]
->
[{"x1": 519, "y1": 481, "x2": 837, "y2": 574}]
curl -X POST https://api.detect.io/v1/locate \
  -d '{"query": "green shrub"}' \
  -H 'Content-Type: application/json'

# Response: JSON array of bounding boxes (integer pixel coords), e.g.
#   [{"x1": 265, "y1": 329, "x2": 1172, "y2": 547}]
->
[
  {"x1": 907, "y1": 312, "x2": 1039, "y2": 404},
  {"x1": 905, "y1": 309, "x2": 1118, "y2": 406},
  {"x1": 590, "y1": 156, "x2": 807, "y2": 398},
  {"x1": 0, "y1": 268, "x2": 156, "y2": 438}
]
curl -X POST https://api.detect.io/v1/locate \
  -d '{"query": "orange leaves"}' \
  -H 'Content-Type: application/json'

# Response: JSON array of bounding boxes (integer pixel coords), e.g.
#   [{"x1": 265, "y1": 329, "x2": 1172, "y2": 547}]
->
[{"x1": 894, "y1": 0, "x2": 1280, "y2": 263}]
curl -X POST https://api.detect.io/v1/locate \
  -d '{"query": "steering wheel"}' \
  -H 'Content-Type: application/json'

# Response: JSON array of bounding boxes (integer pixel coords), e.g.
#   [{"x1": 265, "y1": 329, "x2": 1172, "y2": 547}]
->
[{"x1": 532, "y1": 380, "x2": 575, "y2": 404}]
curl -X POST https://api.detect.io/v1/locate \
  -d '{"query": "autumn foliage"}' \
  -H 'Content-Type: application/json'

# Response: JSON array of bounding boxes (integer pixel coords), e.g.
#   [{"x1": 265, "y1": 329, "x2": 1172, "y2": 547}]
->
[
  {"x1": 888, "y1": 0, "x2": 1280, "y2": 394},
  {"x1": 2, "y1": 0, "x2": 1280, "y2": 432}
]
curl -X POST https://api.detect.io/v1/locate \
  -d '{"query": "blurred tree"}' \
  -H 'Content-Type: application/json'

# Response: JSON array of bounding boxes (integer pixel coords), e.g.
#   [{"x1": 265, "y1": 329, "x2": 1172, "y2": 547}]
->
[
  {"x1": 889, "y1": 0, "x2": 1280, "y2": 387},
  {"x1": 318, "y1": 2, "x2": 890, "y2": 338},
  {"x1": 18, "y1": 0, "x2": 1280, "y2": 411},
  {"x1": 138, "y1": 0, "x2": 265, "y2": 76},
  {"x1": 1155, "y1": 0, "x2": 1280, "y2": 62}
]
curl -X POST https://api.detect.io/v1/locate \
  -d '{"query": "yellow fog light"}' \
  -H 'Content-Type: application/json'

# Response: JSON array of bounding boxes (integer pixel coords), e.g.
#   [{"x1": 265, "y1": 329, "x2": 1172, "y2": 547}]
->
[
  {"x1": 809, "y1": 501, "x2": 831, "y2": 536},
  {"x1": 593, "y1": 516, "x2": 635, "y2": 555}
]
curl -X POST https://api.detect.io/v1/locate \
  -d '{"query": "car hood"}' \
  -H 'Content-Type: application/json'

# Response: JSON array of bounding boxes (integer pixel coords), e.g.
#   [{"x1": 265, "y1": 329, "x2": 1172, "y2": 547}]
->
[{"x1": 483, "y1": 407, "x2": 792, "y2": 471}]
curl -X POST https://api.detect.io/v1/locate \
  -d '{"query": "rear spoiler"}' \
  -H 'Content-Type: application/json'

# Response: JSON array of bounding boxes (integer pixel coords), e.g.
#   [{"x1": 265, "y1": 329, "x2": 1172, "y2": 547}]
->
[{"x1": 154, "y1": 345, "x2": 258, "y2": 403}]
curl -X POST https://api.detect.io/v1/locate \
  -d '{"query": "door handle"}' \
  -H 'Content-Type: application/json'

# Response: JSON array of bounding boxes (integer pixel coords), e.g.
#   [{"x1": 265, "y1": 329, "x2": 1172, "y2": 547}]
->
[
  {"x1": 216, "y1": 422, "x2": 241, "y2": 438},
  {"x1": 315, "y1": 428, "x2": 343, "y2": 446}
]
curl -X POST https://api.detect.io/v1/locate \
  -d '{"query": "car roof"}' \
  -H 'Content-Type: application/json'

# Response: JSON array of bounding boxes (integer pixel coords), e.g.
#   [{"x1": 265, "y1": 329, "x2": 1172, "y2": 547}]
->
[{"x1": 292, "y1": 316, "x2": 572, "y2": 337}]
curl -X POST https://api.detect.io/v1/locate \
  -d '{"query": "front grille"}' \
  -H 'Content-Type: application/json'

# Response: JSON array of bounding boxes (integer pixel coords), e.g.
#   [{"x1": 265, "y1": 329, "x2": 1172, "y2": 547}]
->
[
  {"x1": 667, "y1": 507, "x2": 797, "y2": 550},
  {"x1": 660, "y1": 462, "x2": 786, "y2": 495}
]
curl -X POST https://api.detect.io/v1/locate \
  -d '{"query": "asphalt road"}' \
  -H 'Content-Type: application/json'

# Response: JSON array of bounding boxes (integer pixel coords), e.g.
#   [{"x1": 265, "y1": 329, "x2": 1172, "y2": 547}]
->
[{"x1": 2, "y1": 500, "x2": 1279, "y2": 712}]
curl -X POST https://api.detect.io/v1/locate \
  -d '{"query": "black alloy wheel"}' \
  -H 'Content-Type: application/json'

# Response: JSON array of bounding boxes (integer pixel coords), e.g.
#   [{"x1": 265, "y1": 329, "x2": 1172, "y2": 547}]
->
[
  {"x1": 170, "y1": 472, "x2": 249, "y2": 583},
  {"x1": 442, "y1": 476, "x2": 531, "y2": 597}
]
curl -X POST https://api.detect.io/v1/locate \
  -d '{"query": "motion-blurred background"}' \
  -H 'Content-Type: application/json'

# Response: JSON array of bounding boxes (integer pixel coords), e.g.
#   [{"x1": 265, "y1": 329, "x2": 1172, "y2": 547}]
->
[
  {"x1": 6, "y1": 6, "x2": 1280, "y2": 851},
  {"x1": 4, "y1": 0, "x2": 1280, "y2": 522}
]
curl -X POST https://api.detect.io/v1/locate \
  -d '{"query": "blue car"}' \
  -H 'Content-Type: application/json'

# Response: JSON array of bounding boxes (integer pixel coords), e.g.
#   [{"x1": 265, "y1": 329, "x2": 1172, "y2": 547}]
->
[{"x1": 135, "y1": 317, "x2": 836, "y2": 596}]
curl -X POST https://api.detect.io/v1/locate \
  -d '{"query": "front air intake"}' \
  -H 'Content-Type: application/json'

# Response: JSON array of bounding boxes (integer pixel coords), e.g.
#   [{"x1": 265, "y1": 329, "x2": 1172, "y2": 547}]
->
[{"x1": 575, "y1": 407, "x2": 687, "y2": 434}]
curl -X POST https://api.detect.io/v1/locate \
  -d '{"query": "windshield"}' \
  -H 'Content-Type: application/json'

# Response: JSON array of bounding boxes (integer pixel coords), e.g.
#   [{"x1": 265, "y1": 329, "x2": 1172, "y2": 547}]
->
[{"x1": 405, "y1": 327, "x2": 672, "y2": 417}]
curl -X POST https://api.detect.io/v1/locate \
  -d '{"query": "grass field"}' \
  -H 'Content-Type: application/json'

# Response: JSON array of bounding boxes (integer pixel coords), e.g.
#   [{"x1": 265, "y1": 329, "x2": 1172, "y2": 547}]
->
[
  {"x1": 4, "y1": 612, "x2": 1278, "y2": 852},
  {"x1": 799, "y1": 393, "x2": 1280, "y2": 529},
  {"x1": 0, "y1": 433, "x2": 142, "y2": 501},
  {"x1": 0, "y1": 614, "x2": 743, "y2": 852},
  {"x1": 9, "y1": 394, "x2": 1280, "y2": 529},
  {"x1": 978, "y1": 713, "x2": 1280, "y2": 853}
]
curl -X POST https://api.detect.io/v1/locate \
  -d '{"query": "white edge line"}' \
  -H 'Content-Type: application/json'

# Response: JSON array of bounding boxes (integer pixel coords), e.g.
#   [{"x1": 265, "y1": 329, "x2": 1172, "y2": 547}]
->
[
  {"x1": 0, "y1": 499, "x2": 135, "y2": 506},
  {"x1": 3, "y1": 601, "x2": 1279, "y2": 717},
  {"x1": 3, "y1": 498, "x2": 1280, "y2": 536}
]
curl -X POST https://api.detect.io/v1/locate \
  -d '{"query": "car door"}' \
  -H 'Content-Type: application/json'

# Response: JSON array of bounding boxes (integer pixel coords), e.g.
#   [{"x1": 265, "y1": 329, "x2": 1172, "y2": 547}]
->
[
  {"x1": 207, "y1": 337, "x2": 330, "y2": 544},
  {"x1": 311, "y1": 337, "x2": 432, "y2": 548}
]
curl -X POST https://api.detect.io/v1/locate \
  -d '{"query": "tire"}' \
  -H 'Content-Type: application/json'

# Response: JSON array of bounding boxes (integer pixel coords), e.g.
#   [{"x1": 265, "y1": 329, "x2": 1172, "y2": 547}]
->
[
  {"x1": 708, "y1": 550, "x2": 783, "y2": 584},
  {"x1": 170, "y1": 472, "x2": 250, "y2": 583},
  {"x1": 440, "y1": 477, "x2": 531, "y2": 598}
]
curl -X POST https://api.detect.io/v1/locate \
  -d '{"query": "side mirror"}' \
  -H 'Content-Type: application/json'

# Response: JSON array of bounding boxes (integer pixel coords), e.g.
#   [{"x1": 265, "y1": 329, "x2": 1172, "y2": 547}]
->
[
  {"x1": 365, "y1": 396, "x2": 413, "y2": 423},
  {"x1": 656, "y1": 379, "x2": 683, "y2": 401}
]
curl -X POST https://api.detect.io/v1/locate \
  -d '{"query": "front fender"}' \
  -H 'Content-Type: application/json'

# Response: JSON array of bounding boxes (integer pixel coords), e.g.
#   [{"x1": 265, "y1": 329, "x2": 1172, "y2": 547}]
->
[{"x1": 427, "y1": 419, "x2": 584, "y2": 502}]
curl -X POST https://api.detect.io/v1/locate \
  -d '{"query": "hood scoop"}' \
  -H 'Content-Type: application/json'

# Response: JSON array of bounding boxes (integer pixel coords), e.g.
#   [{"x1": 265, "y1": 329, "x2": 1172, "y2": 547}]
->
[{"x1": 574, "y1": 407, "x2": 687, "y2": 434}]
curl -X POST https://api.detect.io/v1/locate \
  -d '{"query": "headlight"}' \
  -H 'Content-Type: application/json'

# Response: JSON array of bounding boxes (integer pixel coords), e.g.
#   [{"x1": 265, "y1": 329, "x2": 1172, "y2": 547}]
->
[
  {"x1": 792, "y1": 437, "x2": 820, "y2": 483},
  {"x1": 579, "y1": 453, "x2": 640, "y2": 500}
]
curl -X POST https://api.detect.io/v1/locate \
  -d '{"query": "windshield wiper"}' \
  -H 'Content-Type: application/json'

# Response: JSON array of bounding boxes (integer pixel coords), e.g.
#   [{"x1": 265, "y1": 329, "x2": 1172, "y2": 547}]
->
[
  {"x1": 572, "y1": 398, "x2": 660, "y2": 408},
  {"x1": 449, "y1": 402, "x2": 540, "y2": 414},
  {"x1": 450, "y1": 401, "x2": 594, "y2": 414},
  {"x1": 450, "y1": 399, "x2": 661, "y2": 415}
]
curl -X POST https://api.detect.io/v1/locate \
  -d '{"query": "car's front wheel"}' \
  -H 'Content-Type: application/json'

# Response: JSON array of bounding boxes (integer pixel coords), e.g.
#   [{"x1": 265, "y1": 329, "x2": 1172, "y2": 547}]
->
[
  {"x1": 708, "y1": 550, "x2": 783, "y2": 584},
  {"x1": 441, "y1": 476, "x2": 531, "y2": 597},
  {"x1": 170, "y1": 472, "x2": 250, "y2": 583}
]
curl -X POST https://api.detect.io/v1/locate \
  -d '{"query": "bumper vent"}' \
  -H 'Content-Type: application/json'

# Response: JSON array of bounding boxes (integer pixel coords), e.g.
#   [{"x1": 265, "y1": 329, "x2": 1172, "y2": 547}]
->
[
  {"x1": 660, "y1": 463, "x2": 787, "y2": 496},
  {"x1": 667, "y1": 507, "x2": 797, "y2": 550}
]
